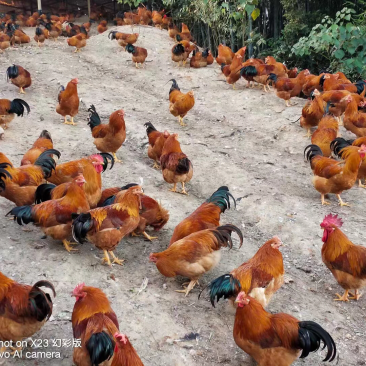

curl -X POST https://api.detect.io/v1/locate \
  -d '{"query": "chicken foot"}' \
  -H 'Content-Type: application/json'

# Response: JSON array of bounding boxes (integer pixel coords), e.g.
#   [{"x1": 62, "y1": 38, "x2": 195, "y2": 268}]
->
[
  {"x1": 64, "y1": 116, "x2": 77, "y2": 126},
  {"x1": 358, "y1": 179, "x2": 366, "y2": 188},
  {"x1": 349, "y1": 289, "x2": 362, "y2": 300},
  {"x1": 178, "y1": 116, "x2": 186, "y2": 126},
  {"x1": 109, "y1": 251, "x2": 124, "y2": 265},
  {"x1": 112, "y1": 152, "x2": 123, "y2": 163},
  {"x1": 19, "y1": 87, "x2": 25, "y2": 94},
  {"x1": 181, "y1": 182, "x2": 188, "y2": 195},
  {"x1": 304, "y1": 129, "x2": 311, "y2": 138},
  {"x1": 152, "y1": 161, "x2": 160, "y2": 169},
  {"x1": 321, "y1": 194, "x2": 330, "y2": 206},
  {"x1": 175, "y1": 280, "x2": 199, "y2": 297},
  {"x1": 102, "y1": 250, "x2": 112, "y2": 266},
  {"x1": 62, "y1": 240, "x2": 78, "y2": 252},
  {"x1": 337, "y1": 194, "x2": 350, "y2": 207},
  {"x1": 169, "y1": 183, "x2": 177, "y2": 193},
  {"x1": 142, "y1": 231, "x2": 158, "y2": 241},
  {"x1": 334, "y1": 290, "x2": 349, "y2": 302}
]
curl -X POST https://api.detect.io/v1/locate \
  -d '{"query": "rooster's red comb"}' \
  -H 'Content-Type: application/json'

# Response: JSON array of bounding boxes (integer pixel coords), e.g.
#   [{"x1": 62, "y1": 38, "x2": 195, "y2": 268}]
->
[
  {"x1": 73, "y1": 282, "x2": 85, "y2": 294},
  {"x1": 321, "y1": 214, "x2": 343, "y2": 228}
]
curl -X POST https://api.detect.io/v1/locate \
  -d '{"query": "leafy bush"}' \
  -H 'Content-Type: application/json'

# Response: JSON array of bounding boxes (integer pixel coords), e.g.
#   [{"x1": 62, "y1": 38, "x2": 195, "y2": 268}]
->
[{"x1": 291, "y1": 7, "x2": 366, "y2": 79}]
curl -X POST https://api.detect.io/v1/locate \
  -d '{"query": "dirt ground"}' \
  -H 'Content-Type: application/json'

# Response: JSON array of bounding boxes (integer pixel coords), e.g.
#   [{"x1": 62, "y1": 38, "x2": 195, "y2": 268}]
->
[{"x1": 0, "y1": 18, "x2": 365, "y2": 366}]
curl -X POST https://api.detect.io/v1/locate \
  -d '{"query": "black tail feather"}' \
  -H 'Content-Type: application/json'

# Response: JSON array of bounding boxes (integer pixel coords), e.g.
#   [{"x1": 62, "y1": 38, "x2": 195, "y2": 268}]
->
[
  {"x1": 168, "y1": 79, "x2": 180, "y2": 95},
  {"x1": 72, "y1": 213, "x2": 93, "y2": 244},
  {"x1": 144, "y1": 122, "x2": 157, "y2": 135},
  {"x1": 355, "y1": 80, "x2": 366, "y2": 95},
  {"x1": 213, "y1": 224, "x2": 243, "y2": 249},
  {"x1": 206, "y1": 186, "x2": 236, "y2": 213},
  {"x1": 176, "y1": 157, "x2": 191, "y2": 174},
  {"x1": 330, "y1": 138, "x2": 352, "y2": 158},
  {"x1": 298, "y1": 321, "x2": 336, "y2": 362},
  {"x1": 35, "y1": 183, "x2": 57, "y2": 204},
  {"x1": 99, "y1": 153, "x2": 114, "y2": 172},
  {"x1": 304, "y1": 144, "x2": 323, "y2": 162},
  {"x1": 202, "y1": 273, "x2": 241, "y2": 307},
  {"x1": 6, "y1": 205, "x2": 34, "y2": 225},
  {"x1": 29, "y1": 282, "x2": 55, "y2": 322},
  {"x1": 87, "y1": 105, "x2": 102, "y2": 131},
  {"x1": 86, "y1": 332, "x2": 115, "y2": 366},
  {"x1": 6, "y1": 64, "x2": 19, "y2": 80},
  {"x1": 8, "y1": 99, "x2": 30, "y2": 117},
  {"x1": 240, "y1": 65, "x2": 257, "y2": 77},
  {"x1": 108, "y1": 30, "x2": 117, "y2": 39},
  {"x1": 39, "y1": 130, "x2": 52, "y2": 141},
  {"x1": 0, "y1": 163, "x2": 12, "y2": 192},
  {"x1": 34, "y1": 149, "x2": 61, "y2": 179}
]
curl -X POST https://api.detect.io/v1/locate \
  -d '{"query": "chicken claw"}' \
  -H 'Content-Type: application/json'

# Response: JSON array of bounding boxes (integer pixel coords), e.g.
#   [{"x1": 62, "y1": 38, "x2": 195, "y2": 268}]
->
[
  {"x1": 348, "y1": 290, "x2": 362, "y2": 300},
  {"x1": 334, "y1": 290, "x2": 349, "y2": 302},
  {"x1": 19, "y1": 87, "x2": 25, "y2": 94},
  {"x1": 358, "y1": 180, "x2": 366, "y2": 188},
  {"x1": 321, "y1": 195, "x2": 330, "y2": 205},
  {"x1": 135, "y1": 62, "x2": 140, "y2": 69},
  {"x1": 178, "y1": 116, "x2": 186, "y2": 126},
  {"x1": 109, "y1": 251, "x2": 124, "y2": 265},
  {"x1": 175, "y1": 280, "x2": 198, "y2": 297},
  {"x1": 304, "y1": 129, "x2": 311, "y2": 138},
  {"x1": 112, "y1": 152, "x2": 123, "y2": 163},
  {"x1": 64, "y1": 117, "x2": 77, "y2": 126},
  {"x1": 169, "y1": 183, "x2": 177, "y2": 193},
  {"x1": 10, "y1": 346, "x2": 23, "y2": 355},
  {"x1": 152, "y1": 161, "x2": 160, "y2": 169},
  {"x1": 337, "y1": 195, "x2": 350, "y2": 207},
  {"x1": 142, "y1": 231, "x2": 158, "y2": 241},
  {"x1": 62, "y1": 240, "x2": 78, "y2": 252},
  {"x1": 180, "y1": 182, "x2": 188, "y2": 195}
]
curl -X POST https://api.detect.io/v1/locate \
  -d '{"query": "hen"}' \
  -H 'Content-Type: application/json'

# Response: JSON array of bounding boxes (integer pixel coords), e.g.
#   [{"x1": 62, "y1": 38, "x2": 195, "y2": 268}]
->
[
  {"x1": 234, "y1": 292, "x2": 336, "y2": 366},
  {"x1": 305, "y1": 143, "x2": 366, "y2": 206},
  {"x1": 320, "y1": 214, "x2": 366, "y2": 301},
  {"x1": 20, "y1": 131, "x2": 52, "y2": 166},
  {"x1": 215, "y1": 44, "x2": 234, "y2": 65},
  {"x1": 112, "y1": 333, "x2": 144, "y2": 366},
  {"x1": 0, "y1": 272, "x2": 55, "y2": 353},
  {"x1": 168, "y1": 79, "x2": 195, "y2": 126},
  {"x1": 6, "y1": 64, "x2": 31, "y2": 94},
  {"x1": 150, "y1": 225, "x2": 243, "y2": 296},
  {"x1": 342, "y1": 94, "x2": 366, "y2": 137},
  {"x1": 72, "y1": 284, "x2": 119, "y2": 366},
  {"x1": 87, "y1": 105, "x2": 126, "y2": 163},
  {"x1": 7, "y1": 174, "x2": 89, "y2": 252},
  {"x1": 126, "y1": 44, "x2": 148, "y2": 68},
  {"x1": 144, "y1": 122, "x2": 170, "y2": 169},
  {"x1": 72, "y1": 185, "x2": 143, "y2": 266},
  {"x1": 170, "y1": 186, "x2": 235, "y2": 245},
  {"x1": 206, "y1": 236, "x2": 284, "y2": 308},
  {"x1": 56, "y1": 78, "x2": 79, "y2": 125},
  {"x1": 0, "y1": 98, "x2": 30, "y2": 130},
  {"x1": 108, "y1": 31, "x2": 138, "y2": 51},
  {"x1": 160, "y1": 133, "x2": 193, "y2": 194}
]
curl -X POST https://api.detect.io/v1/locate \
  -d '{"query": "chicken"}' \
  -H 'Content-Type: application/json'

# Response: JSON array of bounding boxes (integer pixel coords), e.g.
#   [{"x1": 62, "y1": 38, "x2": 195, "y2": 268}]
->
[
  {"x1": 179, "y1": 22, "x2": 193, "y2": 41},
  {"x1": 323, "y1": 74, "x2": 366, "y2": 94},
  {"x1": 108, "y1": 31, "x2": 138, "y2": 51},
  {"x1": 72, "y1": 185, "x2": 143, "y2": 266},
  {"x1": 264, "y1": 56, "x2": 288, "y2": 77},
  {"x1": 320, "y1": 214, "x2": 366, "y2": 301},
  {"x1": 7, "y1": 174, "x2": 90, "y2": 252},
  {"x1": 0, "y1": 272, "x2": 55, "y2": 353},
  {"x1": 174, "y1": 35, "x2": 196, "y2": 60},
  {"x1": 215, "y1": 44, "x2": 234, "y2": 65},
  {"x1": 44, "y1": 22, "x2": 61, "y2": 40},
  {"x1": 207, "y1": 236, "x2": 284, "y2": 308},
  {"x1": 98, "y1": 183, "x2": 169, "y2": 241},
  {"x1": 190, "y1": 48, "x2": 209, "y2": 68},
  {"x1": 112, "y1": 333, "x2": 144, "y2": 366},
  {"x1": 287, "y1": 67, "x2": 298, "y2": 78},
  {"x1": 170, "y1": 186, "x2": 235, "y2": 245},
  {"x1": 302, "y1": 73, "x2": 326, "y2": 96},
  {"x1": 342, "y1": 94, "x2": 366, "y2": 137},
  {"x1": 171, "y1": 43, "x2": 187, "y2": 67},
  {"x1": 268, "y1": 69, "x2": 310, "y2": 106},
  {"x1": 0, "y1": 149, "x2": 60, "y2": 206},
  {"x1": 71, "y1": 284, "x2": 119, "y2": 366},
  {"x1": 239, "y1": 58, "x2": 269, "y2": 88},
  {"x1": 240, "y1": 64, "x2": 276, "y2": 91},
  {"x1": 206, "y1": 50, "x2": 214, "y2": 65},
  {"x1": 161, "y1": 14, "x2": 171, "y2": 30},
  {"x1": 144, "y1": 122, "x2": 170, "y2": 169},
  {"x1": 138, "y1": 7, "x2": 152, "y2": 25},
  {"x1": 168, "y1": 79, "x2": 195, "y2": 126},
  {"x1": 304, "y1": 143, "x2": 366, "y2": 206},
  {"x1": 0, "y1": 98, "x2": 30, "y2": 129},
  {"x1": 46, "y1": 153, "x2": 114, "y2": 208},
  {"x1": 0, "y1": 33, "x2": 10, "y2": 52},
  {"x1": 87, "y1": 105, "x2": 126, "y2": 163},
  {"x1": 234, "y1": 292, "x2": 336, "y2": 366},
  {"x1": 34, "y1": 26, "x2": 47, "y2": 46},
  {"x1": 56, "y1": 78, "x2": 79, "y2": 125},
  {"x1": 168, "y1": 22, "x2": 179, "y2": 39},
  {"x1": 21, "y1": 130, "x2": 53, "y2": 165},
  {"x1": 67, "y1": 32, "x2": 87, "y2": 52},
  {"x1": 97, "y1": 20, "x2": 108, "y2": 33},
  {"x1": 160, "y1": 133, "x2": 193, "y2": 194},
  {"x1": 300, "y1": 89, "x2": 327, "y2": 137},
  {"x1": 311, "y1": 112, "x2": 339, "y2": 157},
  {"x1": 13, "y1": 28, "x2": 30, "y2": 44},
  {"x1": 150, "y1": 225, "x2": 243, "y2": 295},
  {"x1": 152, "y1": 10, "x2": 163, "y2": 28},
  {"x1": 126, "y1": 44, "x2": 148, "y2": 68}
]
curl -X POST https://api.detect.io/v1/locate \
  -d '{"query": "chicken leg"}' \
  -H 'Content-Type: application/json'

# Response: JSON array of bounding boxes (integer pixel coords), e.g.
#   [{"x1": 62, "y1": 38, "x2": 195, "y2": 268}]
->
[
  {"x1": 337, "y1": 194, "x2": 350, "y2": 207},
  {"x1": 178, "y1": 116, "x2": 186, "y2": 126},
  {"x1": 152, "y1": 161, "x2": 160, "y2": 169},
  {"x1": 64, "y1": 116, "x2": 77, "y2": 126},
  {"x1": 285, "y1": 100, "x2": 291, "y2": 107},
  {"x1": 304, "y1": 129, "x2": 311, "y2": 138},
  {"x1": 135, "y1": 62, "x2": 139, "y2": 69},
  {"x1": 321, "y1": 194, "x2": 330, "y2": 205},
  {"x1": 349, "y1": 289, "x2": 362, "y2": 300},
  {"x1": 175, "y1": 280, "x2": 198, "y2": 297},
  {"x1": 62, "y1": 239, "x2": 78, "y2": 252},
  {"x1": 142, "y1": 231, "x2": 158, "y2": 241},
  {"x1": 169, "y1": 183, "x2": 177, "y2": 193},
  {"x1": 102, "y1": 250, "x2": 112, "y2": 266},
  {"x1": 112, "y1": 152, "x2": 123, "y2": 163},
  {"x1": 334, "y1": 290, "x2": 349, "y2": 301},
  {"x1": 358, "y1": 179, "x2": 366, "y2": 188},
  {"x1": 19, "y1": 87, "x2": 25, "y2": 94},
  {"x1": 181, "y1": 182, "x2": 188, "y2": 195},
  {"x1": 109, "y1": 251, "x2": 124, "y2": 265}
]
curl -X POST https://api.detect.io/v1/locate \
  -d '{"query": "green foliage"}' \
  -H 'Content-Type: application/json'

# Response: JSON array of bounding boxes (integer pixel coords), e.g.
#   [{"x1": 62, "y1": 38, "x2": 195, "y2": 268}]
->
[
  {"x1": 117, "y1": 0, "x2": 144, "y2": 7},
  {"x1": 292, "y1": 8, "x2": 366, "y2": 78}
]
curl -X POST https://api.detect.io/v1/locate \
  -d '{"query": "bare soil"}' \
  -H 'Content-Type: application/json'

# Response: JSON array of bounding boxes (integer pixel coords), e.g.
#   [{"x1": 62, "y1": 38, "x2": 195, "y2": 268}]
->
[{"x1": 0, "y1": 19, "x2": 365, "y2": 366}]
